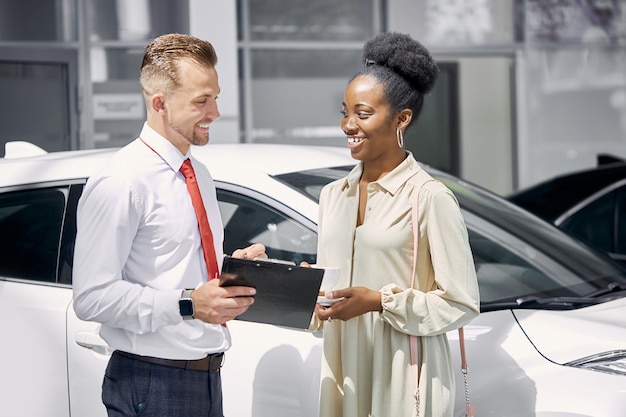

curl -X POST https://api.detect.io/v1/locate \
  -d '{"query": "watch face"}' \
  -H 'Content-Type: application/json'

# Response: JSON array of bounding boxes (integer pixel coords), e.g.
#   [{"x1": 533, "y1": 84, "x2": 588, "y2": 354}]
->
[{"x1": 179, "y1": 299, "x2": 194, "y2": 317}]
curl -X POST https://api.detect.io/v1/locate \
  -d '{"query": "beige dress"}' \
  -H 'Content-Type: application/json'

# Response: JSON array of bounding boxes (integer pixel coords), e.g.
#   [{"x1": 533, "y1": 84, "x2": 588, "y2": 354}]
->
[{"x1": 314, "y1": 153, "x2": 480, "y2": 417}]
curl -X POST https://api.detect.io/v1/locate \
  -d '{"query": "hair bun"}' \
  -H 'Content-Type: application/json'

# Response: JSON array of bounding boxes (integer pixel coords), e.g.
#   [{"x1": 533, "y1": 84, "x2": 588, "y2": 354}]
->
[{"x1": 363, "y1": 32, "x2": 439, "y2": 94}]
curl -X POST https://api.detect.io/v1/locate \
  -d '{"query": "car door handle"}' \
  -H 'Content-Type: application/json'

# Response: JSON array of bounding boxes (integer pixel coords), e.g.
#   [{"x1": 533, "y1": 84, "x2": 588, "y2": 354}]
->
[{"x1": 75, "y1": 330, "x2": 114, "y2": 356}]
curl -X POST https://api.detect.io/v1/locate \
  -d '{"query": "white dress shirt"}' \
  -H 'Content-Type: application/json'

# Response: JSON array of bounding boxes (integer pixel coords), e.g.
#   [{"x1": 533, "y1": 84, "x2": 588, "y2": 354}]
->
[{"x1": 73, "y1": 123, "x2": 229, "y2": 360}]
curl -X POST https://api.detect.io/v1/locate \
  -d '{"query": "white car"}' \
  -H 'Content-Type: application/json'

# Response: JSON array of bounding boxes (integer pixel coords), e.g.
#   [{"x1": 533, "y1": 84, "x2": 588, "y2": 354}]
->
[{"x1": 2, "y1": 141, "x2": 626, "y2": 417}]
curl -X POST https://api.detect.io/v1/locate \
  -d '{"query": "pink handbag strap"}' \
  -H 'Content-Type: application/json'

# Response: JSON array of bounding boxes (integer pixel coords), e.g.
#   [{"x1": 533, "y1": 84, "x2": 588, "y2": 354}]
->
[{"x1": 410, "y1": 182, "x2": 475, "y2": 416}]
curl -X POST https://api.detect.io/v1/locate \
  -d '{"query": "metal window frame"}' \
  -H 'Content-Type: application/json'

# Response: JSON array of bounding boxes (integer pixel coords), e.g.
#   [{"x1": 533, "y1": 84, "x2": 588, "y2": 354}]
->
[{"x1": 237, "y1": 0, "x2": 385, "y2": 143}]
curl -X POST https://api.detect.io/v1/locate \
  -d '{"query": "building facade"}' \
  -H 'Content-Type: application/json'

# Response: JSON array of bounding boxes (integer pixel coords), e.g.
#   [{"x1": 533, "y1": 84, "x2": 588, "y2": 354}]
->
[{"x1": 0, "y1": 0, "x2": 624, "y2": 194}]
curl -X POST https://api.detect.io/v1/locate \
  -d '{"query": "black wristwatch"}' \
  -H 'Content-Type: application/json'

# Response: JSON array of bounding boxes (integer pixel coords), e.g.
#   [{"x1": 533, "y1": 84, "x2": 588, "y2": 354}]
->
[{"x1": 179, "y1": 289, "x2": 195, "y2": 320}]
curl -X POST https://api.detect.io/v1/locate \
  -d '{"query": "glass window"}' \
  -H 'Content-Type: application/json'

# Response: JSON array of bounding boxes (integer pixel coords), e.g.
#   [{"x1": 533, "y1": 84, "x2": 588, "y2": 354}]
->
[
  {"x1": 0, "y1": 56, "x2": 75, "y2": 153},
  {"x1": 405, "y1": 62, "x2": 460, "y2": 175},
  {"x1": 520, "y1": 46, "x2": 626, "y2": 188},
  {"x1": 468, "y1": 228, "x2": 560, "y2": 304},
  {"x1": 217, "y1": 189, "x2": 317, "y2": 265},
  {"x1": 239, "y1": 0, "x2": 381, "y2": 145},
  {"x1": 90, "y1": 47, "x2": 145, "y2": 147},
  {"x1": 245, "y1": 0, "x2": 375, "y2": 41},
  {"x1": 251, "y1": 49, "x2": 362, "y2": 79},
  {"x1": 402, "y1": 0, "x2": 518, "y2": 46},
  {"x1": 525, "y1": 0, "x2": 626, "y2": 44},
  {"x1": 274, "y1": 165, "x2": 354, "y2": 202},
  {"x1": 0, "y1": 187, "x2": 67, "y2": 282},
  {"x1": 58, "y1": 184, "x2": 83, "y2": 285},
  {"x1": 561, "y1": 191, "x2": 615, "y2": 253},
  {"x1": 0, "y1": 0, "x2": 77, "y2": 41},
  {"x1": 88, "y1": 0, "x2": 189, "y2": 42},
  {"x1": 249, "y1": 49, "x2": 361, "y2": 145},
  {"x1": 87, "y1": 0, "x2": 190, "y2": 149},
  {"x1": 617, "y1": 187, "x2": 626, "y2": 256},
  {"x1": 91, "y1": 47, "x2": 145, "y2": 82}
]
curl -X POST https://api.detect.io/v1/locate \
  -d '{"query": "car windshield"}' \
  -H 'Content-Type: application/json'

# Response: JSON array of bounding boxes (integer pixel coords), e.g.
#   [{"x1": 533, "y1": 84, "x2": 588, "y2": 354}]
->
[
  {"x1": 435, "y1": 169, "x2": 626, "y2": 309},
  {"x1": 273, "y1": 166, "x2": 353, "y2": 202},
  {"x1": 276, "y1": 164, "x2": 626, "y2": 312}
]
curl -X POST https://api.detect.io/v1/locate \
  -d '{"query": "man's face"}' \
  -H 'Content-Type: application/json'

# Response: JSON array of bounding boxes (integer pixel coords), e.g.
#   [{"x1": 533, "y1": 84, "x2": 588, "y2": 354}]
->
[{"x1": 162, "y1": 59, "x2": 221, "y2": 150}]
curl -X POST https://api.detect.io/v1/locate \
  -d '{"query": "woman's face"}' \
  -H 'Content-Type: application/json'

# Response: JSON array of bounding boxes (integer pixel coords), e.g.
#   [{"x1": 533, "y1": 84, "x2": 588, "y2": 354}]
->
[{"x1": 340, "y1": 75, "x2": 398, "y2": 162}]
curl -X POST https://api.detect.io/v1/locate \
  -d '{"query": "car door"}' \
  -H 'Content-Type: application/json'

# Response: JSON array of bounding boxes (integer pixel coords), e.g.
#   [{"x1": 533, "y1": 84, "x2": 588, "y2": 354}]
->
[
  {"x1": 66, "y1": 304, "x2": 110, "y2": 417},
  {"x1": 216, "y1": 184, "x2": 324, "y2": 417},
  {"x1": 558, "y1": 185, "x2": 626, "y2": 265},
  {"x1": 0, "y1": 184, "x2": 75, "y2": 417},
  {"x1": 62, "y1": 184, "x2": 110, "y2": 417},
  {"x1": 66, "y1": 181, "x2": 325, "y2": 417}
]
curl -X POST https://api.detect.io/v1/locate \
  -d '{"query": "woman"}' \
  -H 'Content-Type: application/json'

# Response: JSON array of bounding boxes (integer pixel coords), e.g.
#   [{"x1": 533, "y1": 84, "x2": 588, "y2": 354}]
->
[{"x1": 313, "y1": 32, "x2": 480, "y2": 417}]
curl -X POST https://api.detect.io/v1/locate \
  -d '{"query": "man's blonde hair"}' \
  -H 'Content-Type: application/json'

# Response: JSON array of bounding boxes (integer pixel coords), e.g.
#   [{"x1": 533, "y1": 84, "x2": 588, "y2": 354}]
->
[{"x1": 139, "y1": 33, "x2": 218, "y2": 99}]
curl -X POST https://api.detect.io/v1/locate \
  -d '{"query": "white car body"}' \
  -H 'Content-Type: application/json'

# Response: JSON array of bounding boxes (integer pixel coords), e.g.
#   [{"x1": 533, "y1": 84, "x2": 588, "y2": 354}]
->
[{"x1": 1, "y1": 142, "x2": 626, "y2": 417}]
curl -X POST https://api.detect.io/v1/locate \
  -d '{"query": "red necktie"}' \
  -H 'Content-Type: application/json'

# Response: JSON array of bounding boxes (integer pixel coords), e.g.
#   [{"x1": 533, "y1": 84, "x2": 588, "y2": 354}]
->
[{"x1": 180, "y1": 158, "x2": 220, "y2": 280}]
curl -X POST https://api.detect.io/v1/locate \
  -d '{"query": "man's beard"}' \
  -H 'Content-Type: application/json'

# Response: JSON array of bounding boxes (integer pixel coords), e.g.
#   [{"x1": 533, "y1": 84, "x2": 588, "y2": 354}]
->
[{"x1": 172, "y1": 123, "x2": 209, "y2": 147}]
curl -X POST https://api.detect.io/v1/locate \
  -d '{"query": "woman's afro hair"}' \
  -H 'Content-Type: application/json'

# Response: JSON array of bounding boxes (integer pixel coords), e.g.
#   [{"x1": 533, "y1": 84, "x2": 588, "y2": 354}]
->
[{"x1": 362, "y1": 32, "x2": 439, "y2": 94}]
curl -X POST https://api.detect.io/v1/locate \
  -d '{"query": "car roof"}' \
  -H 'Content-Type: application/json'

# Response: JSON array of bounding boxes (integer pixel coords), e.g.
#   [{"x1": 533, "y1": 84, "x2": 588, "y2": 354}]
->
[
  {"x1": 508, "y1": 161, "x2": 626, "y2": 221},
  {"x1": 0, "y1": 147, "x2": 115, "y2": 187},
  {"x1": 192, "y1": 143, "x2": 355, "y2": 184},
  {"x1": 0, "y1": 142, "x2": 356, "y2": 189},
  {"x1": 3, "y1": 140, "x2": 626, "y2": 305}
]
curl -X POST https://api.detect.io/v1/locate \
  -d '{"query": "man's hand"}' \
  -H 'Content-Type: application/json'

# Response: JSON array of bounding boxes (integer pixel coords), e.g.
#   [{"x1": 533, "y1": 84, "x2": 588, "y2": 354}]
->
[
  {"x1": 190, "y1": 243, "x2": 266, "y2": 324},
  {"x1": 232, "y1": 243, "x2": 267, "y2": 260},
  {"x1": 190, "y1": 279, "x2": 256, "y2": 324}
]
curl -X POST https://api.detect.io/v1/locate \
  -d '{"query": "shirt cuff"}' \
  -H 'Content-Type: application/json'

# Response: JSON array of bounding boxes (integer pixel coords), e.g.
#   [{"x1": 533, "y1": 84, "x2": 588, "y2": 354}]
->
[{"x1": 153, "y1": 288, "x2": 185, "y2": 328}]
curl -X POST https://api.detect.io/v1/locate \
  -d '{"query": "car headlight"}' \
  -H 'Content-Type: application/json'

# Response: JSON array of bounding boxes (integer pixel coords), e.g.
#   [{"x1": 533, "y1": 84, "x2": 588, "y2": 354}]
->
[{"x1": 566, "y1": 350, "x2": 626, "y2": 376}]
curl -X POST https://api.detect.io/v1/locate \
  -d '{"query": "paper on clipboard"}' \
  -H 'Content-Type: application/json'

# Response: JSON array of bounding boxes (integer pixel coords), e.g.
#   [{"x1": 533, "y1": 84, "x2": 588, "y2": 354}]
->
[{"x1": 220, "y1": 256, "x2": 325, "y2": 329}]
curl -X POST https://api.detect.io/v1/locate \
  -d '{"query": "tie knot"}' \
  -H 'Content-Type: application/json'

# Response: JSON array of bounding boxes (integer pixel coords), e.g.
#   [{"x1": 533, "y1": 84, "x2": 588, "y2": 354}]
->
[{"x1": 180, "y1": 159, "x2": 195, "y2": 179}]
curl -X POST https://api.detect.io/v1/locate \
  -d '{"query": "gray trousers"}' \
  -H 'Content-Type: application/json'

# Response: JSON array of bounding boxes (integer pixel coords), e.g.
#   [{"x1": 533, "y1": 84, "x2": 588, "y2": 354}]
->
[{"x1": 102, "y1": 351, "x2": 223, "y2": 417}]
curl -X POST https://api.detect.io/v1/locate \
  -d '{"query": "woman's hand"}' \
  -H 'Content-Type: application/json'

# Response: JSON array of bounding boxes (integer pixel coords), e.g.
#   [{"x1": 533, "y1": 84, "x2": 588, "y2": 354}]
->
[{"x1": 316, "y1": 286, "x2": 381, "y2": 322}]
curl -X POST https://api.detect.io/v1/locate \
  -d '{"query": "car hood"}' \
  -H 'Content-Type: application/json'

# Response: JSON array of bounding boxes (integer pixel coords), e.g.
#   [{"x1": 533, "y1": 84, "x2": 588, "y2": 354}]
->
[{"x1": 514, "y1": 296, "x2": 626, "y2": 364}]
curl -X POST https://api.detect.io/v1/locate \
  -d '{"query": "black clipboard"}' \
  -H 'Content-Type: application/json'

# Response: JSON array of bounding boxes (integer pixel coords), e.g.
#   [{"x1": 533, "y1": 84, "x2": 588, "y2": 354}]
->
[{"x1": 220, "y1": 256, "x2": 324, "y2": 329}]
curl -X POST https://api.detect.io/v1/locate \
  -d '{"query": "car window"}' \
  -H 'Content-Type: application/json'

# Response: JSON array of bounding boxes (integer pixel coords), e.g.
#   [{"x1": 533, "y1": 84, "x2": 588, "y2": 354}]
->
[
  {"x1": 273, "y1": 165, "x2": 354, "y2": 202},
  {"x1": 468, "y1": 228, "x2": 562, "y2": 303},
  {"x1": 217, "y1": 189, "x2": 317, "y2": 265},
  {"x1": 560, "y1": 190, "x2": 615, "y2": 253},
  {"x1": 617, "y1": 188, "x2": 626, "y2": 256},
  {"x1": 0, "y1": 187, "x2": 67, "y2": 282},
  {"x1": 59, "y1": 184, "x2": 83, "y2": 285},
  {"x1": 463, "y1": 209, "x2": 605, "y2": 306}
]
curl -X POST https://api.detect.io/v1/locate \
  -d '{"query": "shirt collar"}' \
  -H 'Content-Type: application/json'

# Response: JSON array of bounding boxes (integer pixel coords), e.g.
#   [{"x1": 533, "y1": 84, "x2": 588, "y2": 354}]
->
[
  {"x1": 139, "y1": 122, "x2": 189, "y2": 172},
  {"x1": 341, "y1": 152, "x2": 422, "y2": 196}
]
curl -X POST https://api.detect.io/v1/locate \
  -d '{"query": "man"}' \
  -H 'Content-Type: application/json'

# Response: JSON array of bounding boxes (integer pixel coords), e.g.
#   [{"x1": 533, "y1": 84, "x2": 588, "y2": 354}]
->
[{"x1": 73, "y1": 33, "x2": 264, "y2": 417}]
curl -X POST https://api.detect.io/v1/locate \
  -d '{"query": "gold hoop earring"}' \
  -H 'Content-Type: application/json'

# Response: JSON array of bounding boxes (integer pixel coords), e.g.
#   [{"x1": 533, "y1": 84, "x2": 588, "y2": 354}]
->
[{"x1": 396, "y1": 128, "x2": 404, "y2": 148}]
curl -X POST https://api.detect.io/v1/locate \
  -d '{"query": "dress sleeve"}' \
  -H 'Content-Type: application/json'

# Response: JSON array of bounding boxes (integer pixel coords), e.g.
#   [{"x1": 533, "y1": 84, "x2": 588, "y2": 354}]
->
[{"x1": 380, "y1": 185, "x2": 480, "y2": 336}]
